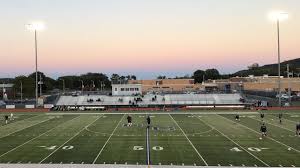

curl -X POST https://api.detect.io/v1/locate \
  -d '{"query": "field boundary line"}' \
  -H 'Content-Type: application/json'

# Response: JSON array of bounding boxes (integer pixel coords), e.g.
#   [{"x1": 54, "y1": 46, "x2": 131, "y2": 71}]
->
[
  {"x1": 47, "y1": 112, "x2": 259, "y2": 115},
  {"x1": 92, "y1": 114, "x2": 125, "y2": 164},
  {"x1": 284, "y1": 118, "x2": 297, "y2": 124},
  {"x1": 250, "y1": 117, "x2": 295, "y2": 133},
  {"x1": 218, "y1": 114, "x2": 300, "y2": 153},
  {"x1": 146, "y1": 126, "x2": 150, "y2": 166},
  {"x1": 0, "y1": 114, "x2": 39, "y2": 128},
  {"x1": 195, "y1": 115, "x2": 269, "y2": 167},
  {"x1": 169, "y1": 114, "x2": 208, "y2": 166},
  {"x1": 271, "y1": 113, "x2": 298, "y2": 124},
  {"x1": 0, "y1": 116, "x2": 81, "y2": 159},
  {"x1": 0, "y1": 117, "x2": 52, "y2": 139},
  {"x1": 39, "y1": 115, "x2": 103, "y2": 163}
]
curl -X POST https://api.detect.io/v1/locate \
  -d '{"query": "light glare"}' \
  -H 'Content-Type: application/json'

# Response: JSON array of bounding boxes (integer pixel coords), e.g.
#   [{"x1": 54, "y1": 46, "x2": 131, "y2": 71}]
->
[
  {"x1": 268, "y1": 11, "x2": 288, "y2": 21},
  {"x1": 26, "y1": 22, "x2": 45, "y2": 31}
]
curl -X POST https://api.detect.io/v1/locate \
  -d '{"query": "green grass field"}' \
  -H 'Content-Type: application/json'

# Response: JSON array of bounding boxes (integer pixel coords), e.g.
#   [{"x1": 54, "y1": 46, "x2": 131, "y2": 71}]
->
[{"x1": 0, "y1": 111, "x2": 300, "y2": 167}]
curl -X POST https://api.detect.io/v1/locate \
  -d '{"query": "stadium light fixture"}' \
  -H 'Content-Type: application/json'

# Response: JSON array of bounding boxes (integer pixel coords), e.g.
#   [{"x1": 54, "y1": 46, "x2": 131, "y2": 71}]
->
[
  {"x1": 26, "y1": 22, "x2": 45, "y2": 107},
  {"x1": 26, "y1": 22, "x2": 45, "y2": 31},
  {"x1": 268, "y1": 11, "x2": 288, "y2": 108},
  {"x1": 268, "y1": 11, "x2": 289, "y2": 21}
]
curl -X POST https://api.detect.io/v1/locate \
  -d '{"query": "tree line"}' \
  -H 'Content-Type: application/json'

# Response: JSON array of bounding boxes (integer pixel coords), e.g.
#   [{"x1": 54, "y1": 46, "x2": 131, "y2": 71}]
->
[
  {"x1": 5, "y1": 57, "x2": 300, "y2": 99},
  {"x1": 7, "y1": 72, "x2": 137, "y2": 99}
]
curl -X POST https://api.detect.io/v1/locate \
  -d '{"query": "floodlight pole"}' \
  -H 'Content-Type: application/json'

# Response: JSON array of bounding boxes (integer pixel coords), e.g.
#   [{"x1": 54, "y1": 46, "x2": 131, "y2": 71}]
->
[
  {"x1": 276, "y1": 19, "x2": 281, "y2": 107},
  {"x1": 39, "y1": 74, "x2": 42, "y2": 97},
  {"x1": 62, "y1": 79, "x2": 65, "y2": 94},
  {"x1": 80, "y1": 80, "x2": 84, "y2": 93},
  {"x1": 20, "y1": 81, "x2": 23, "y2": 103},
  {"x1": 287, "y1": 64, "x2": 291, "y2": 104},
  {"x1": 91, "y1": 80, "x2": 95, "y2": 90},
  {"x1": 34, "y1": 29, "x2": 38, "y2": 107}
]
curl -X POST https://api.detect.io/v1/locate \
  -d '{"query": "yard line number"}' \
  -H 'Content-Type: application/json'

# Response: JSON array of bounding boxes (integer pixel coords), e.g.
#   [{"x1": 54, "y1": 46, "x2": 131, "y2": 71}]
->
[
  {"x1": 133, "y1": 146, "x2": 163, "y2": 151},
  {"x1": 38, "y1": 145, "x2": 74, "y2": 150},
  {"x1": 230, "y1": 147, "x2": 268, "y2": 152}
]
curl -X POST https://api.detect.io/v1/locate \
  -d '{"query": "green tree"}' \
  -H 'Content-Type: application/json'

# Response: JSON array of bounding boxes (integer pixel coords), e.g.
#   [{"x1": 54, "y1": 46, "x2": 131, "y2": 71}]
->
[
  {"x1": 193, "y1": 70, "x2": 205, "y2": 83},
  {"x1": 157, "y1": 75, "x2": 166, "y2": 79},
  {"x1": 28, "y1": 71, "x2": 56, "y2": 94},
  {"x1": 13, "y1": 75, "x2": 35, "y2": 98},
  {"x1": 205, "y1": 69, "x2": 220, "y2": 80},
  {"x1": 110, "y1": 74, "x2": 120, "y2": 84}
]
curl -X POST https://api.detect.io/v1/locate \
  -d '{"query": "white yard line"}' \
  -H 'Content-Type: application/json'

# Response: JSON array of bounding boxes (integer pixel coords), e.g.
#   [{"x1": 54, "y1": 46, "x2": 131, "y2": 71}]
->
[
  {"x1": 0, "y1": 118, "x2": 52, "y2": 139},
  {"x1": 0, "y1": 164, "x2": 289, "y2": 168},
  {"x1": 280, "y1": 118, "x2": 298, "y2": 124},
  {"x1": 270, "y1": 114, "x2": 298, "y2": 124},
  {"x1": 195, "y1": 115, "x2": 269, "y2": 167},
  {"x1": 92, "y1": 114, "x2": 125, "y2": 164},
  {"x1": 0, "y1": 115, "x2": 39, "y2": 128},
  {"x1": 0, "y1": 116, "x2": 81, "y2": 159},
  {"x1": 169, "y1": 114, "x2": 208, "y2": 166},
  {"x1": 47, "y1": 111, "x2": 259, "y2": 115},
  {"x1": 218, "y1": 114, "x2": 300, "y2": 153},
  {"x1": 39, "y1": 115, "x2": 102, "y2": 163},
  {"x1": 146, "y1": 126, "x2": 150, "y2": 166},
  {"x1": 250, "y1": 117, "x2": 295, "y2": 133}
]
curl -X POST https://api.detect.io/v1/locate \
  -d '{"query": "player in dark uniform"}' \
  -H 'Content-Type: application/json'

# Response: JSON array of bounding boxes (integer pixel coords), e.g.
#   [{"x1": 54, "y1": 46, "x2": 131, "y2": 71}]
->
[
  {"x1": 260, "y1": 123, "x2": 267, "y2": 139},
  {"x1": 260, "y1": 113, "x2": 264, "y2": 120},
  {"x1": 296, "y1": 123, "x2": 300, "y2": 136},
  {"x1": 278, "y1": 113, "x2": 283, "y2": 124},
  {"x1": 127, "y1": 115, "x2": 132, "y2": 127},
  {"x1": 235, "y1": 114, "x2": 240, "y2": 121},
  {"x1": 4, "y1": 115, "x2": 9, "y2": 125},
  {"x1": 146, "y1": 116, "x2": 151, "y2": 128}
]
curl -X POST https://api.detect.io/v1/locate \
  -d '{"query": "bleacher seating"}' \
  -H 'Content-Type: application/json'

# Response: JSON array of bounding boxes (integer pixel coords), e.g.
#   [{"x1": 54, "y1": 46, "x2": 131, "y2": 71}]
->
[{"x1": 55, "y1": 93, "x2": 243, "y2": 107}]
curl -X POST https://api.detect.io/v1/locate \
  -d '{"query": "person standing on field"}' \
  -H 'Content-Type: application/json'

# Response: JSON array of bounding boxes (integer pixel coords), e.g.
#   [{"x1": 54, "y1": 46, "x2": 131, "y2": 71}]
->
[
  {"x1": 4, "y1": 115, "x2": 9, "y2": 125},
  {"x1": 10, "y1": 113, "x2": 14, "y2": 121},
  {"x1": 146, "y1": 116, "x2": 151, "y2": 128}
]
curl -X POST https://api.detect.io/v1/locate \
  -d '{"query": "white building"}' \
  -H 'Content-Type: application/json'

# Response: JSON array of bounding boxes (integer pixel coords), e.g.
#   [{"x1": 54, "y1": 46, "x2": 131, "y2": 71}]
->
[{"x1": 112, "y1": 84, "x2": 142, "y2": 96}]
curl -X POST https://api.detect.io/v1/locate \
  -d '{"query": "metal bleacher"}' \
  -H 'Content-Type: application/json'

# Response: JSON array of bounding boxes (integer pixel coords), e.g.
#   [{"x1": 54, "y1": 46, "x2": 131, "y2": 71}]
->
[{"x1": 55, "y1": 93, "x2": 243, "y2": 107}]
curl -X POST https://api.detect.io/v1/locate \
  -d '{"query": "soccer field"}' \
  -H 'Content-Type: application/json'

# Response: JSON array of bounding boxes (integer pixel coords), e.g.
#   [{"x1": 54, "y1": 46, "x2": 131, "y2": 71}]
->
[{"x1": 0, "y1": 111, "x2": 300, "y2": 167}]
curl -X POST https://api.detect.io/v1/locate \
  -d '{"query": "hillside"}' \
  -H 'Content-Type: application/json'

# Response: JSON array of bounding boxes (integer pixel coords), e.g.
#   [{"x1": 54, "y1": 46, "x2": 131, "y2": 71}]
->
[{"x1": 233, "y1": 58, "x2": 300, "y2": 77}]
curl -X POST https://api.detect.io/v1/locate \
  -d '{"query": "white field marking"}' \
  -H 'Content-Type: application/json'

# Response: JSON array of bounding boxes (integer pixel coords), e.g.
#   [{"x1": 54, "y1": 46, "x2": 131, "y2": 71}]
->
[
  {"x1": 0, "y1": 117, "x2": 52, "y2": 139},
  {"x1": 169, "y1": 114, "x2": 208, "y2": 166},
  {"x1": 251, "y1": 117, "x2": 295, "y2": 133},
  {"x1": 195, "y1": 115, "x2": 269, "y2": 167},
  {"x1": 0, "y1": 115, "x2": 39, "y2": 128},
  {"x1": 186, "y1": 128, "x2": 214, "y2": 136},
  {"x1": 218, "y1": 114, "x2": 300, "y2": 153},
  {"x1": 39, "y1": 116, "x2": 102, "y2": 163},
  {"x1": 92, "y1": 114, "x2": 125, "y2": 164},
  {"x1": 283, "y1": 118, "x2": 298, "y2": 124},
  {"x1": 146, "y1": 127, "x2": 150, "y2": 165},
  {"x1": 47, "y1": 111, "x2": 259, "y2": 115},
  {"x1": 0, "y1": 116, "x2": 81, "y2": 158}
]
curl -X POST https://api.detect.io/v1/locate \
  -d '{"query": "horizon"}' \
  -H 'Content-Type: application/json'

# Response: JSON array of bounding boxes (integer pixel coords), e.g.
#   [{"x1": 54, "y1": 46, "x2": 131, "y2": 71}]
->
[{"x1": 1, "y1": 0, "x2": 300, "y2": 79}]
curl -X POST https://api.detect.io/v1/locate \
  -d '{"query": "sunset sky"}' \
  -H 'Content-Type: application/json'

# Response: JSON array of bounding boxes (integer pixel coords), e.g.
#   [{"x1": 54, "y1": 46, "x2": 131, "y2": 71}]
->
[{"x1": 0, "y1": 0, "x2": 299, "y2": 79}]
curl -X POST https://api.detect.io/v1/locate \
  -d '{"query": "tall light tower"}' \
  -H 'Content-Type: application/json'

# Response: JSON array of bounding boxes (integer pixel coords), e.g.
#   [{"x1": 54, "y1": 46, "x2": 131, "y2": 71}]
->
[
  {"x1": 269, "y1": 11, "x2": 288, "y2": 107},
  {"x1": 26, "y1": 22, "x2": 45, "y2": 107},
  {"x1": 80, "y1": 80, "x2": 84, "y2": 93}
]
